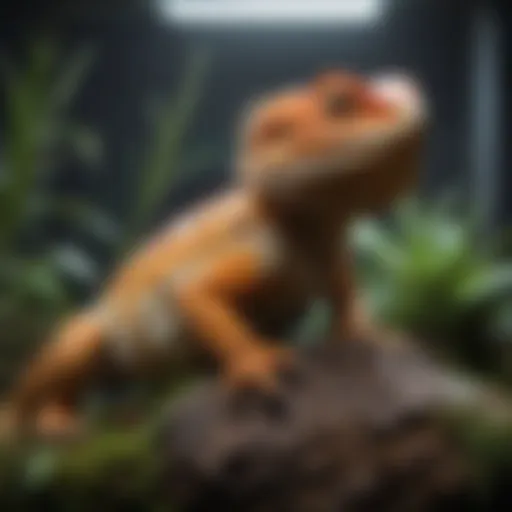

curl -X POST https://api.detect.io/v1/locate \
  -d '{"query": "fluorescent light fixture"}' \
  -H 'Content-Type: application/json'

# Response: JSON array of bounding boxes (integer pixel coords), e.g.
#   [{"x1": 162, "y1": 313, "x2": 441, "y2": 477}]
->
[{"x1": 162, "y1": 0, "x2": 384, "y2": 27}]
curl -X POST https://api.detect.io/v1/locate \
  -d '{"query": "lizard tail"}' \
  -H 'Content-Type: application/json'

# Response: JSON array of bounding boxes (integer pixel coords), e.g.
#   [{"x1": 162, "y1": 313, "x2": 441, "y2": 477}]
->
[{"x1": 0, "y1": 309, "x2": 105, "y2": 441}]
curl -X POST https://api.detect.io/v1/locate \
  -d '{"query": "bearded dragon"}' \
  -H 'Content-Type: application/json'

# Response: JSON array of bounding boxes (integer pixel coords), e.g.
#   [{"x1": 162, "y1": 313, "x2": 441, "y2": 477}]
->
[{"x1": 0, "y1": 70, "x2": 428, "y2": 439}]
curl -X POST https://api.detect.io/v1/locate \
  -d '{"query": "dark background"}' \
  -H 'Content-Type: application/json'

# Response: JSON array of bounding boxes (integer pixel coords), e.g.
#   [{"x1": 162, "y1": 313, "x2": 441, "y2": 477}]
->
[{"x1": 0, "y1": 0, "x2": 509, "y2": 228}]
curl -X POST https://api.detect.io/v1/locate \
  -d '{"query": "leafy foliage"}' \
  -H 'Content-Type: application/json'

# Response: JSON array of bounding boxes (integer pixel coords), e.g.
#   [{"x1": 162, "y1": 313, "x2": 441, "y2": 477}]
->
[
  {"x1": 0, "y1": 40, "x2": 116, "y2": 385},
  {"x1": 0, "y1": 38, "x2": 212, "y2": 392},
  {"x1": 120, "y1": 49, "x2": 211, "y2": 255},
  {"x1": 0, "y1": 424, "x2": 165, "y2": 512},
  {"x1": 350, "y1": 195, "x2": 512, "y2": 377},
  {"x1": 1, "y1": 42, "x2": 103, "y2": 245}
]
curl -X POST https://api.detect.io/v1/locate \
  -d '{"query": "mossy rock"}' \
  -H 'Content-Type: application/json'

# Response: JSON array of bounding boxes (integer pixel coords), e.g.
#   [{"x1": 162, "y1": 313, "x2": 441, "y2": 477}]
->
[
  {"x1": 1, "y1": 337, "x2": 512, "y2": 511},
  {"x1": 158, "y1": 338, "x2": 512, "y2": 511}
]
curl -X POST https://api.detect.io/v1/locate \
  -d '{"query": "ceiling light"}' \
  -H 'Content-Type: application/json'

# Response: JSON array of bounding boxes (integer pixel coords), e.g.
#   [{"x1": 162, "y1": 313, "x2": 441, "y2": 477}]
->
[{"x1": 162, "y1": 0, "x2": 385, "y2": 27}]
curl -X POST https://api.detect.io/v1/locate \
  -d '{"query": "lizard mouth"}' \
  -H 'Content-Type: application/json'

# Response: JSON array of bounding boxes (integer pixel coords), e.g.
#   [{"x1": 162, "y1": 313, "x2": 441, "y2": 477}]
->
[{"x1": 370, "y1": 73, "x2": 428, "y2": 133}]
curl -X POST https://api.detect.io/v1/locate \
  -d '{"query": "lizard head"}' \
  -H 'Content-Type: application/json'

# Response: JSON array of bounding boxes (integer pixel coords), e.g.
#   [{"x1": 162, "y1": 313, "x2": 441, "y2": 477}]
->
[{"x1": 236, "y1": 70, "x2": 428, "y2": 215}]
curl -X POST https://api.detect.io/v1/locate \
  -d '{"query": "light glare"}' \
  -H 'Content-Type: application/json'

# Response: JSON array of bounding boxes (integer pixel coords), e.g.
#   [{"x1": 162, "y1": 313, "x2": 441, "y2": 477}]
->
[{"x1": 163, "y1": 0, "x2": 384, "y2": 27}]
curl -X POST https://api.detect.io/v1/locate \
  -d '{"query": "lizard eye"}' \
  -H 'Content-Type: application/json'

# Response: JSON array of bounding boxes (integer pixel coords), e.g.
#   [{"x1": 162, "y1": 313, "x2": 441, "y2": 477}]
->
[{"x1": 325, "y1": 92, "x2": 356, "y2": 117}]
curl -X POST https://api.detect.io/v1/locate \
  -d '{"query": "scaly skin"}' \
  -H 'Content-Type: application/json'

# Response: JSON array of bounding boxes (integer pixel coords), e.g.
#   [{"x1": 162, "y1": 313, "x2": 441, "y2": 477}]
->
[{"x1": 0, "y1": 70, "x2": 428, "y2": 440}]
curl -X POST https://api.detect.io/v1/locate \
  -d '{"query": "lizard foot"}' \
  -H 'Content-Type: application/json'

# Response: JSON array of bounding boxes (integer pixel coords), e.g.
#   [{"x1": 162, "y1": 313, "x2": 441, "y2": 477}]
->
[
  {"x1": 35, "y1": 403, "x2": 86, "y2": 442},
  {"x1": 223, "y1": 345, "x2": 301, "y2": 419},
  {"x1": 0, "y1": 403, "x2": 20, "y2": 444}
]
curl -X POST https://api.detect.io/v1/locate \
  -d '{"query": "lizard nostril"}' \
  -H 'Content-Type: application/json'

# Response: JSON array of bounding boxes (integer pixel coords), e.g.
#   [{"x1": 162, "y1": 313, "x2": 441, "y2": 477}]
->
[{"x1": 258, "y1": 120, "x2": 295, "y2": 145}]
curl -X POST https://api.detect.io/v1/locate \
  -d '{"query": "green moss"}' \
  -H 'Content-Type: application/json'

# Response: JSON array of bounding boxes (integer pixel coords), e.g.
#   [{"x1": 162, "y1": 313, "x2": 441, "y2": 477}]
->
[
  {"x1": 0, "y1": 421, "x2": 170, "y2": 511},
  {"x1": 440, "y1": 403, "x2": 512, "y2": 503}
]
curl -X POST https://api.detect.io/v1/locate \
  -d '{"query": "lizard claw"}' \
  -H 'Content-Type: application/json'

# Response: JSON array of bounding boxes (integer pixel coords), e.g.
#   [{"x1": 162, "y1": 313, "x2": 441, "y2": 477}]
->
[
  {"x1": 0, "y1": 403, "x2": 20, "y2": 444},
  {"x1": 0, "y1": 403, "x2": 86, "y2": 445},
  {"x1": 34, "y1": 404, "x2": 86, "y2": 442},
  {"x1": 224, "y1": 345, "x2": 297, "y2": 392},
  {"x1": 223, "y1": 345, "x2": 300, "y2": 419}
]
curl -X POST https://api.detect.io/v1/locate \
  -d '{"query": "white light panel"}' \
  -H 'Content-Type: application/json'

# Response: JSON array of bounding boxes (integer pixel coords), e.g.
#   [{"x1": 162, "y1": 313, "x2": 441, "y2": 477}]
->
[{"x1": 162, "y1": 0, "x2": 384, "y2": 27}]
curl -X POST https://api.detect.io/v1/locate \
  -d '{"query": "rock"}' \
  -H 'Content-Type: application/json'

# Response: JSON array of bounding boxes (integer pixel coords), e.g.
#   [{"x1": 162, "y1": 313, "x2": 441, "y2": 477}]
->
[{"x1": 156, "y1": 338, "x2": 512, "y2": 511}]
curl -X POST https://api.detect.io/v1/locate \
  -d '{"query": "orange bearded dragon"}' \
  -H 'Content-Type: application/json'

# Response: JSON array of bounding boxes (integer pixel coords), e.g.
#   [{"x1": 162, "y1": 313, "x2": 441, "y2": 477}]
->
[{"x1": 0, "y1": 70, "x2": 428, "y2": 439}]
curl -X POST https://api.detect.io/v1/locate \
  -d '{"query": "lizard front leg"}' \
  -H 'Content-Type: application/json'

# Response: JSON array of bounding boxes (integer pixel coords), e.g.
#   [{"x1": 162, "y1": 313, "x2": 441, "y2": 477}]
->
[
  {"x1": 174, "y1": 246, "x2": 296, "y2": 394},
  {"x1": 325, "y1": 251, "x2": 408, "y2": 347},
  {"x1": 321, "y1": 247, "x2": 367, "y2": 342}
]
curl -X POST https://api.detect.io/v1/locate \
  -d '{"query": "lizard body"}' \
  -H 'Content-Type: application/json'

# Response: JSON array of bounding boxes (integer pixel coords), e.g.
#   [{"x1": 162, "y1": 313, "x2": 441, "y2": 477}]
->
[{"x1": 0, "y1": 70, "x2": 428, "y2": 439}]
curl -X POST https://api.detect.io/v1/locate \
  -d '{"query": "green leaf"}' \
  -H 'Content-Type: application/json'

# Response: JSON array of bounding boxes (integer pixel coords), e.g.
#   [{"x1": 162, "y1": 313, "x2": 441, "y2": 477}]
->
[
  {"x1": 179, "y1": 143, "x2": 224, "y2": 180},
  {"x1": 351, "y1": 219, "x2": 404, "y2": 272},
  {"x1": 486, "y1": 300, "x2": 512, "y2": 343},
  {"x1": 456, "y1": 264, "x2": 512, "y2": 307},
  {"x1": 50, "y1": 244, "x2": 99, "y2": 285},
  {"x1": 17, "y1": 259, "x2": 68, "y2": 306},
  {"x1": 66, "y1": 202, "x2": 119, "y2": 243},
  {"x1": 25, "y1": 195, "x2": 119, "y2": 245},
  {"x1": 0, "y1": 40, "x2": 98, "y2": 250},
  {"x1": 126, "y1": 48, "x2": 211, "y2": 249},
  {"x1": 23, "y1": 447, "x2": 59, "y2": 491},
  {"x1": 63, "y1": 123, "x2": 103, "y2": 169},
  {"x1": 292, "y1": 299, "x2": 331, "y2": 346},
  {"x1": 51, "y1": 46, "x2": 95, "y2": 114}
]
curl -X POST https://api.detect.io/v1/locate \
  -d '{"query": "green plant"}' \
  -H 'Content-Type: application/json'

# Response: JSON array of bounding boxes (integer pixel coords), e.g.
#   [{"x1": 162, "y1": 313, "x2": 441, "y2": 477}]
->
[
  {"x1": 350, "y1": 194, "x2": 512, "y2": 376},
  {"x1": 119, "y1": 48, "x2": 212, "y2": 256},
  {"x1": 0, "y1": 40, "x2": 116, "y2": 384},
  {"x1": 0, "y1": 423, "x2": 165, "y2": 512},
  {"x1": 0, "y1": 42, "x2": 215, "y2": 512}
]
